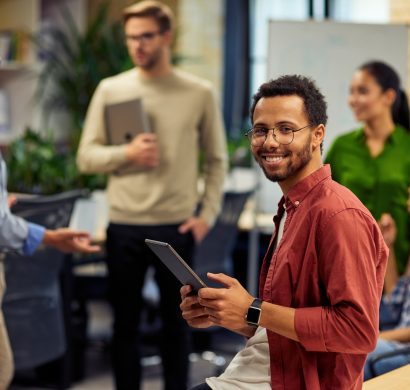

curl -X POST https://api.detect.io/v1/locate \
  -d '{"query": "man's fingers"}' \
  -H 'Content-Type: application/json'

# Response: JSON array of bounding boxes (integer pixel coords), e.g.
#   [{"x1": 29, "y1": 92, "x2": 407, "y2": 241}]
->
[
  {"x1": 180, "y1": 285, "x2": 192, "y2": 297},
  {"x1": 73, "y1": 241, "x2": 101, "y2": 253},
  {"x1": 58, "y1": 229, "x2": 91, "y2": 239},
  {"x1": 178, "y1": 221, "x2": 192, "y2": 234},
  {"x1": 186, "y1": 315, "x2": 214, "y2": 329},
  {"x1": 206, "y1": 272, "x2": 238, "y2": 288}
]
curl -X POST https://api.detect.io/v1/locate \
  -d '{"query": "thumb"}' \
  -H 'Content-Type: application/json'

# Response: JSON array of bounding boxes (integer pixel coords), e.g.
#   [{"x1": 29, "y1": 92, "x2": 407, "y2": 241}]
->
[{"x1": 207, "y1": 272, "x2": 237, "y2": 288}]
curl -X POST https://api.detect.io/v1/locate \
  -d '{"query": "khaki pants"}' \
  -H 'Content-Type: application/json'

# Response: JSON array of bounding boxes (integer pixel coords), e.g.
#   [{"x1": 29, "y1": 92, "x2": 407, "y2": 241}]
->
[{"x1": 0, "y1": 257, "x2": 13, "y2": 390}]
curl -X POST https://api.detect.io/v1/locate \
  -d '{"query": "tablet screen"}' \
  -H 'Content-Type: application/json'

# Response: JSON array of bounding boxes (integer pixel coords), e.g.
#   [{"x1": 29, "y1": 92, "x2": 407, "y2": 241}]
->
[{"x1": 145, "y1": 239, "x2": 207, "y2": 292}]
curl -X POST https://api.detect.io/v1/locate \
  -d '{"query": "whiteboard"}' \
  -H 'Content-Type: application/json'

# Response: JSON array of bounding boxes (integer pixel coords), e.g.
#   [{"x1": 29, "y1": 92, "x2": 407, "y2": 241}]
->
[
  {"x1": 267, "y1": 20, "x2": 408, "y2": 151},
  {"x1": 255, "y1": 20, "x2": 408, "y2": 214}
]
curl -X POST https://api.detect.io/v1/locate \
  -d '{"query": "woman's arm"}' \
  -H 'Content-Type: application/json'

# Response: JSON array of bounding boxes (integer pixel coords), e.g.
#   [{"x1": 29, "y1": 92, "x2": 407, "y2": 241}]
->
[
  {"x1": 380, "y1": 327, "x2": 410, "y2": 343},
  {"x1": 379, "y1": 213, "x2": 399, "y2": 294}
]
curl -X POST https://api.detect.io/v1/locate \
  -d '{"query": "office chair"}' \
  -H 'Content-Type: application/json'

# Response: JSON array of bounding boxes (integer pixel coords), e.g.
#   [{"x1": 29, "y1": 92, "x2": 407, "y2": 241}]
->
[
  {"x1": 191, "y1": 190, "x2": 253, "y2": 374},
  {"x1": 3, "y1": 189, "x2": 89, "y2": 389},
  {"x1": 194, "y1": 190, "x2": 253, "y2": 284}
]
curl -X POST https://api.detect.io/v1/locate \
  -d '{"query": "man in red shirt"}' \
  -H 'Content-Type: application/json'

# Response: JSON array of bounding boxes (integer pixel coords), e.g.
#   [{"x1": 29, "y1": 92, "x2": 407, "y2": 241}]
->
[{"x1": 181, "y1": 75, "x2": 388, "y2": 390}]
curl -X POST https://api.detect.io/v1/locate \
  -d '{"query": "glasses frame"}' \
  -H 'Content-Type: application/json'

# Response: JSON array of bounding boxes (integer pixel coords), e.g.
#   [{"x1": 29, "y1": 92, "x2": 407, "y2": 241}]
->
[
  {"x1": 245, "y1": 124, "x2": 313, "y2": 146},
  {"x1": 125, "y1": 30, "x2": 163, "y2": 45}
]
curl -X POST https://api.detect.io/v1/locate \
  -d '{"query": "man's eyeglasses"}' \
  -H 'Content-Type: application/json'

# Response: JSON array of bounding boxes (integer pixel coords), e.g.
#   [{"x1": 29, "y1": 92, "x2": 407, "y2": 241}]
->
[
  {"x1": 125, "y1": 31, "x2": 163, "y2": 44},
  {"x1": 245, "y1": 124, "x2": 313, "y2": 146}
]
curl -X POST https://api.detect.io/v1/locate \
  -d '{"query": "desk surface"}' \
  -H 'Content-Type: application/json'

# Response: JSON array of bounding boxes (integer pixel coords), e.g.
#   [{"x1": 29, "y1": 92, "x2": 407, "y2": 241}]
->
[{"x1": 362, "y1": 364, "x2": 410, "y2": 389}]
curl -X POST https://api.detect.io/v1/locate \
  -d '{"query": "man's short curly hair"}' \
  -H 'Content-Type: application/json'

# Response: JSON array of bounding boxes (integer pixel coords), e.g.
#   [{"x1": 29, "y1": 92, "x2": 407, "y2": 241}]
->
[{"x1": 250, "y1": 75, "x2": 328, "y2": 126}]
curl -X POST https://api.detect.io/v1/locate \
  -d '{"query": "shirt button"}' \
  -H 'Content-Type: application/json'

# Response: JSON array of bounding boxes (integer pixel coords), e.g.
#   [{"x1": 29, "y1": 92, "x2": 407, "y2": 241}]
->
[{"x1": 295, "y1": 201, "x2": 300, "y2": 206}]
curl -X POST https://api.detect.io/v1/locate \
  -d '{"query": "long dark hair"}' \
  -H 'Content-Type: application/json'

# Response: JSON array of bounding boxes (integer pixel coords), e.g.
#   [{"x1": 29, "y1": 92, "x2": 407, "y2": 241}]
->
[{"x1": 360, "y1": 61, "x2": 410, "y2": 132}]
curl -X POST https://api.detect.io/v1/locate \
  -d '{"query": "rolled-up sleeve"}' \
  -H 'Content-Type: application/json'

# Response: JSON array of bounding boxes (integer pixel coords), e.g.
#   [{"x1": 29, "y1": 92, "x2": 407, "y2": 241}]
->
[
  {"x1": 22, "y1": 223, "x2": 45, "y2": 256},
  {"x1": 0, "y1": 208, "x2": 29, "y2": 254},
  {"x1": 295, "y1": 209, "x2": 387, "y2": 354}
]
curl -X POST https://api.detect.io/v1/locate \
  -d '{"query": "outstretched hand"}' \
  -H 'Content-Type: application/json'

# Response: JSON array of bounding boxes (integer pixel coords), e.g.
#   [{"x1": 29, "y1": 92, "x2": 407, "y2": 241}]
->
[{"x1": 43, "y1": 228, "x2": 101, "y2": 253}]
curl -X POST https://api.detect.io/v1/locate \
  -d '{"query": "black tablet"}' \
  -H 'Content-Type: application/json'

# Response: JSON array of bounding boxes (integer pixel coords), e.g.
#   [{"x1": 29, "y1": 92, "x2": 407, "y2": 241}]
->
[{"x1": 145, "y1": 239, "x2": 207, "y2": 293}]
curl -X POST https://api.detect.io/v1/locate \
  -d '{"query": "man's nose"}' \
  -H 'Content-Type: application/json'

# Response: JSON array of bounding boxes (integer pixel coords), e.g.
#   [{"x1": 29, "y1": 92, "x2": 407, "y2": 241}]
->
[{"x1": 264, "y1": 130, "x2": 280, "y2": 147}]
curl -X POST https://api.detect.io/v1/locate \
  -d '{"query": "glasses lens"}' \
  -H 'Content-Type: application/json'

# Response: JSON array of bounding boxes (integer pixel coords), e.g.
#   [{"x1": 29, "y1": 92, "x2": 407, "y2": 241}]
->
[
  {"x1": 141, "y1": 32, "x2": 157, "y2": 42},
  {"x1": 275, "y1": 126, "x2": 294, "y2": 145},
  {"x1": 248, "y1": 128, "x2": 265, "y2": 146}
]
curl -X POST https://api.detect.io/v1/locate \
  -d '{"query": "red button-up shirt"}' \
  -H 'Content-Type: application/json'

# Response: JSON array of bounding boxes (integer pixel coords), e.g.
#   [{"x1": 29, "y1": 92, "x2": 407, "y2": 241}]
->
[{"x1": 259, "y1": 165, "x2": 388, "y2": 389}]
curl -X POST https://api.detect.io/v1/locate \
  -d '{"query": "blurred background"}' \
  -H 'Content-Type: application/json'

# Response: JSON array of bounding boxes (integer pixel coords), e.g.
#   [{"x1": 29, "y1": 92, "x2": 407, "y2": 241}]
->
[{"x1": 0, "y1": 1, "x2": 409, "y2": 389}]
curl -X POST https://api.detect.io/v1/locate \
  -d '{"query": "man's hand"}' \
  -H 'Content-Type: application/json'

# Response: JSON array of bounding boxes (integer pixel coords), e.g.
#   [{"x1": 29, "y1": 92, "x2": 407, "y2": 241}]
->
[
  {"x1": 180, "y1": 285, "x2": 214, "y2": 329},
  {"x1": 42, "y1": 228, "x2": 101, "y2": 253},
  {"x1": 178, "y1": 217, "x2": 210, "y2": 243},
  {"x1": 181, "y1": 272, "x2": 256, "y2": 337},
  {"x1": 125, "y1": 133, "x2": 159, "y2": 168},
  {"x1": 196, "y1": 273, "x2": 254, "y2": 333},
  {"x1": 378, "y1": 213, "x2": 397, "y2": 248}
]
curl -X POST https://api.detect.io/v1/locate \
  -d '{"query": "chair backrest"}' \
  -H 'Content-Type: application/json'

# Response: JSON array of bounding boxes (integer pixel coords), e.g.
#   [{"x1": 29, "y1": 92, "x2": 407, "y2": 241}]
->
[
  {"x1": 193, "y1": 191, "x2": 252, "y2": 288},
  {"x1": 3, "y1": 189, "x2": 88, "y2": 370},
  {"x1": 10, "y1": 189, "x2": 89, "y2": 228}
]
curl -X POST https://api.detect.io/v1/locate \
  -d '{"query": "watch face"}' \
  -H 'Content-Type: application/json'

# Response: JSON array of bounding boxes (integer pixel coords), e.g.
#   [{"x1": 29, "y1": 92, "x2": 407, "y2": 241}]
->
[{"x1": 246, "y1": 306, "x2": 261, "y2": 325}]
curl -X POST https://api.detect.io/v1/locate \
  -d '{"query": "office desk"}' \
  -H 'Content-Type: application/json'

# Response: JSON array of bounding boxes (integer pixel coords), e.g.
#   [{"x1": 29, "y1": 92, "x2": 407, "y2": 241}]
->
[{"x1": 362, "y1": 364, "x2": 410, "y2": 389}]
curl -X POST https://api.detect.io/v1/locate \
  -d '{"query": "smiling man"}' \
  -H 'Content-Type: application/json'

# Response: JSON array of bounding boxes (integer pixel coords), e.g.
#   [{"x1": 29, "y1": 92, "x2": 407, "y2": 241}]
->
[
  {"x1": 76, "y1": 1, "x2": 227, "y2": 389},
  {"x1": 181, "y1": 75, "x2": 389, "y2": 390}
]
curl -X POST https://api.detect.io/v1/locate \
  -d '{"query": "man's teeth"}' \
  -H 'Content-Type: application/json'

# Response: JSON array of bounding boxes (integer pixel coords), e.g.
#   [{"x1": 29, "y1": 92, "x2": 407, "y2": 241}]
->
[{"x1": 265, "y1": 156, "x2": 283, "y2": 162}]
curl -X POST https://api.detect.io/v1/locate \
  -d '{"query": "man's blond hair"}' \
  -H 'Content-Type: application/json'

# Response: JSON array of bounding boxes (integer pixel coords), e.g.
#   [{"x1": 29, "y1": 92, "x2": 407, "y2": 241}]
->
[{"x1": 123, "y1": 1, "x2": 174, "y2": 32}]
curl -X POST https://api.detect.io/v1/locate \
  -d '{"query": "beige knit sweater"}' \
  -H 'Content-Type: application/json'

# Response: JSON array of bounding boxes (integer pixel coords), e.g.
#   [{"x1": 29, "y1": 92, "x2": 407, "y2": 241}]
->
[{"x1": 77, "y1": 68, "x2": 227, "y2": 226}]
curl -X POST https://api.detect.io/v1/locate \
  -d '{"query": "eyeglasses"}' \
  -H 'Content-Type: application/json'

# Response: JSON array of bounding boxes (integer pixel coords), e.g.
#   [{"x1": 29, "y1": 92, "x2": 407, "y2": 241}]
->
[
  {"x1": 125, "y1": 31, "x2": 163, "y2": 44},
  {"x1": 245, "y1": 124, "x2": 313, "y2": 146}
]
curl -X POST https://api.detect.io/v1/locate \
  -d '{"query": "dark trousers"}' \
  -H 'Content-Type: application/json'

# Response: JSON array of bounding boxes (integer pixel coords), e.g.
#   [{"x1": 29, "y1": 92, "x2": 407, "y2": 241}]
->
[{"x1": 106, "y1": 223, "x2": 194, "y2": 390}]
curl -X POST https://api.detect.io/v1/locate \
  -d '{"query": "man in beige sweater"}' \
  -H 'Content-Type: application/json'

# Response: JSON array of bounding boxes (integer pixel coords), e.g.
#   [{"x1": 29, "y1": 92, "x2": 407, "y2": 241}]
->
[{"x1": 76, "y1": 1, "x2": 227, "y2": 389}]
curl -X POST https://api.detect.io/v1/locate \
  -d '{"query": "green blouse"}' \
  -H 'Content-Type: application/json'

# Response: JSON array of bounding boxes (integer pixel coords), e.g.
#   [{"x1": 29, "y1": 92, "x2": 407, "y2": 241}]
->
[{"x1": 325, "y1": 126, "x2": 410, "y2": 274}]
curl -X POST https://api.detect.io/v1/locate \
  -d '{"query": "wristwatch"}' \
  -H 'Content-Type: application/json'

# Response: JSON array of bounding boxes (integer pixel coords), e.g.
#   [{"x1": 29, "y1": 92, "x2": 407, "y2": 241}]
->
[{"x1": 246, "y1": 298, "x2": 263, "y2": 327}]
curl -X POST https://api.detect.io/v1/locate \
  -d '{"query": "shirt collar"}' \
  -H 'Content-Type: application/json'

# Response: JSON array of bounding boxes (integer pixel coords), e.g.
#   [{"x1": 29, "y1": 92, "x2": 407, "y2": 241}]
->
[
  {"x1": 354, "y1": 125, "x2": 404, "y2": 145},
  {"x1": 283, "y1": 164, "x2": 332, "y2": 210},
  {"x1": 389, "y1": 125, "x2": 405, "y2": 145}
]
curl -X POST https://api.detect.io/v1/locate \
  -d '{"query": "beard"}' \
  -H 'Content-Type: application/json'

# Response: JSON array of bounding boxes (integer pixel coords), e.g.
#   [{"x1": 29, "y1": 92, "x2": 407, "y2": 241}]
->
[
  {"x1": 134, "y1": 47, "x2": 162, "y2": 70},
  {"x1": 254, "y1": 134, "x2": 312, "y2": 183}
]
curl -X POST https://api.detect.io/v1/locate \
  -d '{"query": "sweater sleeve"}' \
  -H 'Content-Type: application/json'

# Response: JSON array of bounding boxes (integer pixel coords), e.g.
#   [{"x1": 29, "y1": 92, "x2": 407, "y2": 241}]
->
[
  {"x1": 294, "y1": 209, "x2": 388, "y2": 354},
  {"x1": 197, "y1": 87, "x2": 228, "y2": 226},
  {"x1": 76, "y1": 81, "x2": 129, "y2": 174}
]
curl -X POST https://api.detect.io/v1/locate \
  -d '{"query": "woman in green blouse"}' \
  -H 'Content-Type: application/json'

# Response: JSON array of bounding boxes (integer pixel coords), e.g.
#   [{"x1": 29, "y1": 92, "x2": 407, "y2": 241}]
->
[{"x1": 325, "y1": 61, "x2": 410, "y2": 274}]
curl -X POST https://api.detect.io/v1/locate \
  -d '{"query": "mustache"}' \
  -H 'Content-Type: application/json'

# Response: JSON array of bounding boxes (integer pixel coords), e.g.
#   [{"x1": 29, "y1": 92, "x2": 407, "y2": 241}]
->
[{"x1": 256, "y1": 147, "x2": 291, "y2": 157}]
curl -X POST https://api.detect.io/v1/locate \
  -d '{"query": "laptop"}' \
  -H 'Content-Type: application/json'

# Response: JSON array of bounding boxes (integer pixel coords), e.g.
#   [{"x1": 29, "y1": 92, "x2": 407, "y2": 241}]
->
[{"x1": 104, "y1": 98, "x2": 151, "y2": 174}]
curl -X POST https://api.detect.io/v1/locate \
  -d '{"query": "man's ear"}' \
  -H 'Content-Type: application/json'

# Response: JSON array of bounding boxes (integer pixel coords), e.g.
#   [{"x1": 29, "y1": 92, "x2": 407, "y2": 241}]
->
[
  {"x1": 162, "y1": 30, "x2": 173, "y2": 46},
  {"x1": 312, "y1": 124, "x2": 325, "y2": 150}
]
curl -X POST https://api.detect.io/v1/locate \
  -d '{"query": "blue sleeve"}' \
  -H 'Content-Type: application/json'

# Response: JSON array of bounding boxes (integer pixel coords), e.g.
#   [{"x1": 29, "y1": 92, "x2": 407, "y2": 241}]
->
[
  {"x1": 381, "y1": 276, "x2": 410, "y2": 323},
  {"x1": 0, "y1": 151, "x2": 46, "y2": 256},
  {"x1": 22, "y1": 223, "x2": 46, "y2": 256}
]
